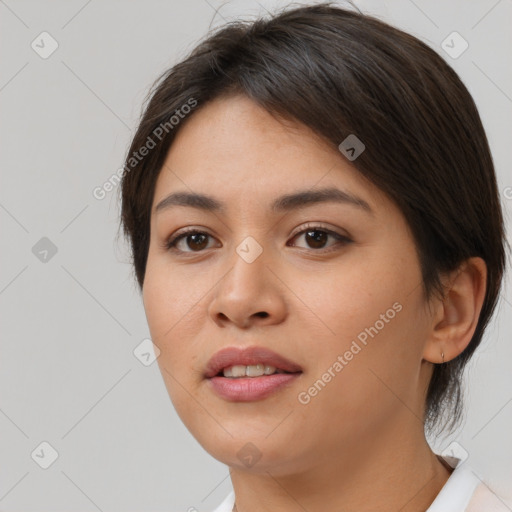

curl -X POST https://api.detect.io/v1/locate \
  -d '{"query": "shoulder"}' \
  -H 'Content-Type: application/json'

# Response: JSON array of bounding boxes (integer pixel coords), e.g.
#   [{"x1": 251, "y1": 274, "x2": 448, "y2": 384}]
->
[
  {"x1": 466, "y1": 482, "x2": 511, "y2": 512},
  {"x1": 211, "y1": 490, "x2": 235, "y2": 512},
  {"x1": 427, "y1": 455, "x2": 510, "y2": 512}
]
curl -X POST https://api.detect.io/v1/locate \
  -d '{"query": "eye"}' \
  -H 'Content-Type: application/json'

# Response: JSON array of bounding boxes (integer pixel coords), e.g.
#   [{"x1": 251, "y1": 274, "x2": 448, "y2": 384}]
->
[
  {"x1": 164, "y1": 229, "x2": 217, "y2": 253},
  {"x1": 163, "y1": 224, "x2": 352, "y2": 254},
  {"x1": 288, "y1": 223, "x2": 352, "y2": 252}
]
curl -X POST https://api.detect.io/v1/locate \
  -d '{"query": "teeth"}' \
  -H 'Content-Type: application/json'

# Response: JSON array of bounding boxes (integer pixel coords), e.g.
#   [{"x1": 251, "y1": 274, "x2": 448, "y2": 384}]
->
[{"x1": 222, "y1": 364, "x2": 280, "y2": 378}]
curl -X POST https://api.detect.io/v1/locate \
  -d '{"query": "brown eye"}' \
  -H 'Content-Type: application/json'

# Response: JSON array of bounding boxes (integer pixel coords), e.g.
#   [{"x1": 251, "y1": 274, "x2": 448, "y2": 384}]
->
[
  {"x1": 184, "y1": 233, "x2": 209, "y2": 251},
  {"x1": 164, "y1": 225, "x2": 352, "y2": 255},
  {"x1": 289, "y1": 226, "x2": 351, "y2": 252},
  {"x1": 304, "y1": 229, "x2": 329, "y2": 249},
  {"x1": 165, "y1": 230, "x2": 215, "y2": 252}
]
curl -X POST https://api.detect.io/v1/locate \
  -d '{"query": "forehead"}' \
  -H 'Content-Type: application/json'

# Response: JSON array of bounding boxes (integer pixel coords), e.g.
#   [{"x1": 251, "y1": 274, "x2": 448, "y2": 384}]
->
[{"x1": 152, "y1": 95, "x2": 391, "y2": 217}]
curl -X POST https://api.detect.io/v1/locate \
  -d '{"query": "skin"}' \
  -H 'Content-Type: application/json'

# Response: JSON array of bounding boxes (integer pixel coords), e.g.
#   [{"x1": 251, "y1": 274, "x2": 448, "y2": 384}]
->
[{"x1": 142, "y1": 94, "x2": 487, "y2": 511}]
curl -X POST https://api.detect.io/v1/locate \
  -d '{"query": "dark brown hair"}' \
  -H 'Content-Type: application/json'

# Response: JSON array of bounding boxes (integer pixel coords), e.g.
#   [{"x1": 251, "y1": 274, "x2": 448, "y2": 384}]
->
[{"x1": 119, "y1": 2, "x2": 508, "y2": 434}]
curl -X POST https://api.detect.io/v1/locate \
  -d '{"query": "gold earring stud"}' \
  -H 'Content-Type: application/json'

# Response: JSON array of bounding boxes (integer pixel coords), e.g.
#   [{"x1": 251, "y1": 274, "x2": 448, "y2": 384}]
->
[{"x1": 441, "y1": 351, "x2": 445, "y2": 364}]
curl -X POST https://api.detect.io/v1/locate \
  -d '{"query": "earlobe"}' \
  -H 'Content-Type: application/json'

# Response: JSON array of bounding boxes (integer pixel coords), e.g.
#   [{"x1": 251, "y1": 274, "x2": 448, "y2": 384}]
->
[{"x1": 422, "y1": 257, "x2": 487, "y2": 364}]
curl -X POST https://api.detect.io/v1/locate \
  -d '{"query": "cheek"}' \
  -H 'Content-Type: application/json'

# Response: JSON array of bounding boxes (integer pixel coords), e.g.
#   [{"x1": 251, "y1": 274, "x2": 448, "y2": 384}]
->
[
  {"x1": 296, "y1": 251, "x2": 426, "y2": 402},
  {"x1": 142, "y1": 258, "x2": 202, "y2": 365},
  {"x1": 143, "y1": 259, "x2": 205, "y2": 413},
  {"x1": 143, "y1": 255, "x2": 202, "y2": 333},
  {"x1": 298, "y1": 259, "x2": 403, "y2": 348}
]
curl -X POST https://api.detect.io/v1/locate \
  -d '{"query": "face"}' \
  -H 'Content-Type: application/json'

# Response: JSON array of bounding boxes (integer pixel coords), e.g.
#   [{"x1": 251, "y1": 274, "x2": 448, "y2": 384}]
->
[{"x1": 143, "y1": 95, "x2": 435, "y2": 475}]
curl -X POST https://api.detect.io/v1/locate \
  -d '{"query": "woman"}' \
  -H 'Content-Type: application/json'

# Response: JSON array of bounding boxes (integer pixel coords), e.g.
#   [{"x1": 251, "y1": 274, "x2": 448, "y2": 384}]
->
[{"x1": 119, "y1": 3, "x2": 509, "y2": 510}]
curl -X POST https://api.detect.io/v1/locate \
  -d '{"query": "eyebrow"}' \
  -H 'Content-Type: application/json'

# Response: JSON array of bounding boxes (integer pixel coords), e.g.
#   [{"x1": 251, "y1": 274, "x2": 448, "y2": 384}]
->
[{"x1": 154, "y1": 187, "x2": 374, "y2": 216}]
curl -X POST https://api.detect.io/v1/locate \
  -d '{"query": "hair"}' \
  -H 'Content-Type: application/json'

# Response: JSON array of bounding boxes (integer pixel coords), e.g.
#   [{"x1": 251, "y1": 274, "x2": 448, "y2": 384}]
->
[{"x1": 119, "y1": 2, "x2": 508, "y2": 435}]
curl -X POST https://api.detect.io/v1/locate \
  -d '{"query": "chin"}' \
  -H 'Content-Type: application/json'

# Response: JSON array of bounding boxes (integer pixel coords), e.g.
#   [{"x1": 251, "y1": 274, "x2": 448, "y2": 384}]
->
[{"x1": 195, "y1": 430, "x2": 302, "y2": 475}]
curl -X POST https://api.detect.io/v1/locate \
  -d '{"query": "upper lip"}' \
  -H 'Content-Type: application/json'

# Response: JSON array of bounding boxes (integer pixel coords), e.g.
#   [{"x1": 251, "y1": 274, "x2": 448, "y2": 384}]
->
[{"x1": 204, "y1": 346, "x2": 303, "y2": 378}]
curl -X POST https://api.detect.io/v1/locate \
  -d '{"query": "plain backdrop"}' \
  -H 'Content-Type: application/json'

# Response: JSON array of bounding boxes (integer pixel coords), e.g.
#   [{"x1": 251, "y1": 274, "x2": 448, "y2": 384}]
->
[{"x1": 0, "y1": 0, "x2": 511, "y2": 510}]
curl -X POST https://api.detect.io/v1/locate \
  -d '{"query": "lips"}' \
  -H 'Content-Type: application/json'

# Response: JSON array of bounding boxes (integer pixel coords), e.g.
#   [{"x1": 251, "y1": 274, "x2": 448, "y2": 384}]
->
[{"x1": 204, "y1": 346, "x2": 302, "y2": 379}]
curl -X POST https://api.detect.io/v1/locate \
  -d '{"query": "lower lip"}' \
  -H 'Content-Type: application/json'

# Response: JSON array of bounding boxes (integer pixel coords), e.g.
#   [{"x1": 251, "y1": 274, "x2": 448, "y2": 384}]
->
[{"x1": 207, "y1": 373, "x2": 301, "y2": 401}]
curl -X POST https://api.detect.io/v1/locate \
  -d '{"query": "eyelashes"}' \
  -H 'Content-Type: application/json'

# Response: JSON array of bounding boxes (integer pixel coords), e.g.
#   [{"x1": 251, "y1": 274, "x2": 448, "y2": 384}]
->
[
  {"x1": 162, "y1": 223, "x2": 353, "y2": 255},
  {"x1": 164, "y1": 229, "x2": 214, "y2": 252}
]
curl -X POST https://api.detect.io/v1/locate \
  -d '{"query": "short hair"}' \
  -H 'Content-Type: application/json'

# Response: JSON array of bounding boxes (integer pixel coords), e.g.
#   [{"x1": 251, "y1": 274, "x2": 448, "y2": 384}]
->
[{"x1": 119, "y1": 2, "x2": 508, "y2": 435}]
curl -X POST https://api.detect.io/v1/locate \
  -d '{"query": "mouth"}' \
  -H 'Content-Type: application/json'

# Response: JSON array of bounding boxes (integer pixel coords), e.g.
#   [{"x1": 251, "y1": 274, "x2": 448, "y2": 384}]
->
[
  {"x1": 207, "y1": 372, "x2": 302, "y2": 402},
  {"x1": 204, "y1": 346, "x2": 303, "y2": 401},
  {"x1": 204, "y1": 345, "x2": 303, "y2": 378},
  {"x1": 217, "y1": 364, "x2": 296, "y2": 378}
]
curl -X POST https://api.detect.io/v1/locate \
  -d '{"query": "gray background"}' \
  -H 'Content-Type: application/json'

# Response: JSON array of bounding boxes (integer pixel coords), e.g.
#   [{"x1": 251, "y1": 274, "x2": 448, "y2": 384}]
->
[{"x1": 1, "y1": 0, "x2": 511, "y2": 510}]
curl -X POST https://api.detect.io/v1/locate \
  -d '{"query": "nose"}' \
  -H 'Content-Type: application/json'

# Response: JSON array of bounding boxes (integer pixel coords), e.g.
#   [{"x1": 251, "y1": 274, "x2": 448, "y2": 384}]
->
[{"x1": 207, "y1": 243, "x2": 288, "y2": 329}]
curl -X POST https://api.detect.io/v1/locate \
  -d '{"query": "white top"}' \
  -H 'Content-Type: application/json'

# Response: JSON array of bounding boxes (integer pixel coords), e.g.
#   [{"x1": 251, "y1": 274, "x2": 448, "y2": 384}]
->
[{"x1": 211, "y1": 455, "x2": 509, "y2": 512}]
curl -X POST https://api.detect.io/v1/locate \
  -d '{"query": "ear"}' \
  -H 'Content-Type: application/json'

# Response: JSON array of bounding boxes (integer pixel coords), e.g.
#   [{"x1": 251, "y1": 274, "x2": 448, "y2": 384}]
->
[{"x1": 422, "y1": 257, "x2": 487, "y2": 364}]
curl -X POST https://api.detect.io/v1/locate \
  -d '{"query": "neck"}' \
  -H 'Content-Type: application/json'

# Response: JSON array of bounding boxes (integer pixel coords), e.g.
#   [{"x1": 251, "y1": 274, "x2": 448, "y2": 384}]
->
[{"x1": 229, "y1": 418, "x2": 452, "y2": 512}]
